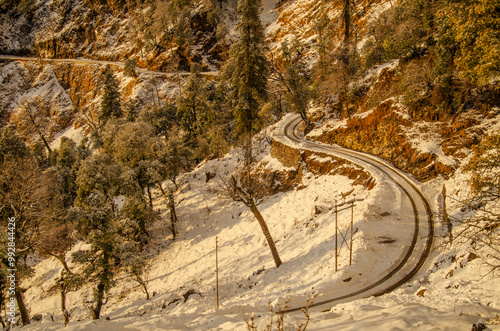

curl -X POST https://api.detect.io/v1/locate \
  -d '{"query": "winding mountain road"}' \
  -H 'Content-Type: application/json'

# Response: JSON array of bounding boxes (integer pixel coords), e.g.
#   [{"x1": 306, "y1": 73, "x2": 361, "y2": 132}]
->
[{"x1": 275, "y1": 114, "x2": 434, "y2": 312}]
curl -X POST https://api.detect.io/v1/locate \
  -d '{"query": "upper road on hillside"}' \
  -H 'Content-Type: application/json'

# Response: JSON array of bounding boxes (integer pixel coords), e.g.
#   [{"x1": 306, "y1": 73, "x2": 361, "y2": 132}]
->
[
  {"x1": 274, "y1": 113, "x2": 434, "y2": 312},
  {"x1": 0, "y1": 55, "x2": 218, "y2": 77}
]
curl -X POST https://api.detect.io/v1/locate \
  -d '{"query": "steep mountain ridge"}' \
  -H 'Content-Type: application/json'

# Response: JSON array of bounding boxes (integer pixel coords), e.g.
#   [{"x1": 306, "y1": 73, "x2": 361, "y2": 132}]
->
[
  {"x1": 1, "y1": 0, "x2": 392, "y2": 69},
  {"x1": 1, "y1": 0, "x2": 224, "y2": 70}
]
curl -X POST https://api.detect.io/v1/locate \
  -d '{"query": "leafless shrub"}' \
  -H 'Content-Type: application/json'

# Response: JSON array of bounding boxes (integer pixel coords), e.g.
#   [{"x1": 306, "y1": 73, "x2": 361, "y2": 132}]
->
[{"x1": 243, "y1": 293, "x2": 318, "y2": 331}]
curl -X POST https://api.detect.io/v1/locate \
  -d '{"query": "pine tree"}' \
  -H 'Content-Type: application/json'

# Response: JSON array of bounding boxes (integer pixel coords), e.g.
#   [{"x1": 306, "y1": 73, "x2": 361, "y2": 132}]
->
[
  {"x1": 52, "y1": 137, "x2": 80, "y2": 208},
  {"x1": 138, "y1": 103, "x2": 178, "y2": 138},
  {"x1": 100, "y1": 67, "x2": 122, "y2": 125},
  {"x1": 313, "y1": 14, "x2": 332, "y2": 78},
  {"x1": 71, "y1": 192, "x2": 120, "y2": 320},
  {"x1": 110, "y1": 122, "x2": 157, "y2": 168},
  {"x1": 338, "y1": 0, "x2": 358, "y2": 116},
  {"x1": 0, "y1": 127, "x2": 29, "y2": 163},
  {"x1": 434, "y1": 10, "x2": 458, "y2": 114},
  {"x1": 75, "y1": 153, "x2": 122, "y2": 204},
  {"x1": 341, "y1": 0, "x2": 354, "y2": 65},
  {"x1": 221, "y1": 0, "x2": 281, "y2": 268},
  {"x1": 177, "y1": 64, "x2": 209, "y2": 140},
  {"x1": 120, "y1": 195, "x2": 155, "y2": 246},
  {"x1": 223, "y1": 0, "x2": 269, "y2": 165},
  {"x1": 73, "y1": 154, "x2": 123, "y2": 320},
  {"x1": 108, "y1": 121, "x2": 164, "y2": 209},
  {"x1": 125, "y1": 100, "x2": 138, "y2": 122},
  {"x1": 123, "y1": 58, "x2": 138, "y2": 78},
  {"x1": 163, "y1": 137, "x2": 191, "y2": 189}
]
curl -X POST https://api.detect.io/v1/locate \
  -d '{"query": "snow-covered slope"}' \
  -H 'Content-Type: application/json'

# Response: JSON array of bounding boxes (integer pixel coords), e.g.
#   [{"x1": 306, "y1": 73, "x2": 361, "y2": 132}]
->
[
  {"x1": 19, "y1": 119, "x2": 500, "y2": 331},
  {"x1": 2, "y1": 0, "x2": 499, "y2": 330}
]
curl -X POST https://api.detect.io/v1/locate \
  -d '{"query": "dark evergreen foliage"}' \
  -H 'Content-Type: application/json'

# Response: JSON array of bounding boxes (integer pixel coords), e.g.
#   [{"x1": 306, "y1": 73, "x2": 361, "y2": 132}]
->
[
  {"x1": 177, "y1": 64, "x2": 209, "y2": 140},
  {"x1": 223, "y1": 0, "x2": 269, "y2": 164},
  {"x1": 99, "y1": 67, "x2": 123, "y2": 125},
  {"x1": 0, "y1": 127, "x2": 29, "y2": 163}
]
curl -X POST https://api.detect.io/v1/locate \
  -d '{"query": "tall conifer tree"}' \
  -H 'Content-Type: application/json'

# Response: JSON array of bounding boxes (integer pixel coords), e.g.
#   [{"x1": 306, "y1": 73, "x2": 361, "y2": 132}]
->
[
  {"x1": 100, "y1": 67, "x2": 122, "y2": 125},
  {"x1": 222, "y1": 0, "x2": 282, "y2": 268},
  {"x1": 224, "y1": 0, "x2": 268, "y2": 165},
  {"x1": 177, "y1": 64, "x2": 208, "y2": 140}
]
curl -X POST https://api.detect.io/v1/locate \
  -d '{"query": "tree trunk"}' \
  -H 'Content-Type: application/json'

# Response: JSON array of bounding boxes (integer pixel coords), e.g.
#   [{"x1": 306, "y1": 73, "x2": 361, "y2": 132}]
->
[
  {"x1": 39, "y1": 133, "x2": 53, "y2": 157},
  {"x1": 168, "y1": 191, "x2": 178, "y2": 240},
  {"x1": 91, "y1": 253, "x2": 111, "y2": 321},
  {"x1": 300, "y1": 111, "x2": 312, "y2": 134},
  {"x1": 26, "y1": 102, "x2": 52, "y2": 157},
  {"x1": 249, "y1": 200, "x2": 282, "y2": 268},
  {"x1": 15, "y1": 286, "x2": 30, "y2": 325},
  {"x1": 55, "y1": 253, "x2": 72, "y2": 274},
  {"x1": 60, "y1": 281, "x2": 70, "y2": 327},
  {"x1": 442, "y1": 184, "x2": 453, "y2": 243},
  {"x1": 90, "y1": 282, "x2": 105, "y2": 320},
  {"x1": 342, "y1": 0, "x2": 351, "y2": 47},
  {"x1": 244, "y1": 131, "x2": 253, "y2": 166},
  {"x1": 343, "y1": 72, "x2": 350, "y2": 117},
  {"x1": 157, "y1": 182, "x2": 166, "y2": 196},
  {"x1": 158, "y1": 182, "x2": 178, "y2": 240},
  {"x1": 147, "y1": 185, "x2": 153, "y2": 209},
  {"x1": 341, "y1": 0, "x2": 352, "y2": 119},
  {"x1": 136, "y1": 275, "x2": 150, "y2": 300}
]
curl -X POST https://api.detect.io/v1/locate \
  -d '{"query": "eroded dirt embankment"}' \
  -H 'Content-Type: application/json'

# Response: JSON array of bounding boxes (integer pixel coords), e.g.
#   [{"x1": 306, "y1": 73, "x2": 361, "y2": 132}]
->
[{"x1": 270, "y1": 139, "x2": 375, "y2": 191}]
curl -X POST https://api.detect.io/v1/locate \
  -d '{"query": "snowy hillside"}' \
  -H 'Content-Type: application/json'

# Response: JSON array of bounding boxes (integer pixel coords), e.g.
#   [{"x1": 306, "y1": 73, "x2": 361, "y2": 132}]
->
[
  {"x1": 18, "y1": 118, "x2": 500, "y2": 330},
  {"x1": 1, "y1": 0, "x2": 499, "y2": 330}
]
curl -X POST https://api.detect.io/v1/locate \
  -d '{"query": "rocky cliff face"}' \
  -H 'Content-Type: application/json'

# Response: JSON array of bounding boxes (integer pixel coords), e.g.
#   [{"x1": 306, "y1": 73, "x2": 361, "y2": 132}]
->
[
  {"x1": 1, "y1": 57, "x2": 182, "y2": 146},
  {"x1": 308, "y1": 97, "x2": 497, "y2": 181},
  {"x1": 1, "y1": 60, "x2": 75, "y2": 145},
  {"x1": 1, "y1": 0, "x2": 393, "y2": 70},
  {"x1": 0, "y1": 0, "x2": 225, "y2": 71}
]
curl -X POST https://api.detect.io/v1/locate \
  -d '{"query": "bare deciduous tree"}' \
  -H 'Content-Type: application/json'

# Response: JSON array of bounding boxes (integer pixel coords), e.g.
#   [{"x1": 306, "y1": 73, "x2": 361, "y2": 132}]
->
[
  {"x1": 222, "y1": 168, "x2": 282, "y2": 268},
  {"x1": 13, "y1": 96, "x2": 54, "y2": 156},
  {"x1": 0, "y1": 157, "x2": 63, "y2": 325},
  {"x1": 455, "y1": 134, "x2": 500, "y2": 273},
  {"x1": 244, "y1": 293, "x2": 317, "y2": 330}
]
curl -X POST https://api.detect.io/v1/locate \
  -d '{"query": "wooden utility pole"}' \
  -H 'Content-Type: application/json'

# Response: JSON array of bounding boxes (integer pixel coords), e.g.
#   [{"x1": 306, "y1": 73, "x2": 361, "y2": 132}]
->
[
  {"x1": 335, "y1": 202, "x2": 338, "y2": 272},
  {"x1": 350, "y1": 199, "x2": 354, "y2": 266},
  {"x1": 215, "y1": 236, "x2": 219, "y2": 310}
]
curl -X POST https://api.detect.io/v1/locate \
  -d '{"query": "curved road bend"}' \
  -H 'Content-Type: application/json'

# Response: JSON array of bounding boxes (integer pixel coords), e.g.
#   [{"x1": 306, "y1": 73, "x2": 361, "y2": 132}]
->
[{"x1": 274, "y1": 114, "x2": 434, "y2": 312}]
